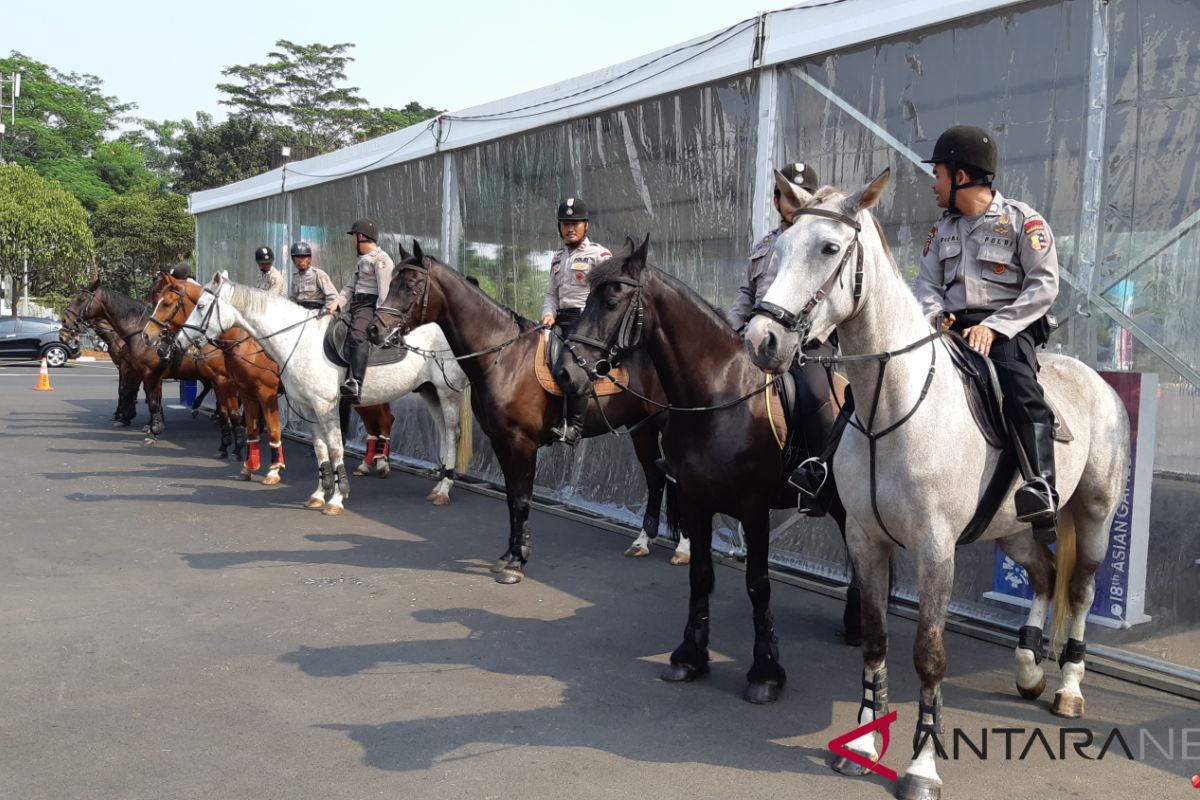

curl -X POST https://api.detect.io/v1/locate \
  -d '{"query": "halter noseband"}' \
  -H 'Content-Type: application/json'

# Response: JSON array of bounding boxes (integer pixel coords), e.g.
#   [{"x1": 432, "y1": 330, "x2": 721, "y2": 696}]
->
[
  {"x1": 374, "y1": 258, "x2": 432, "y2": 345},
  {"x1": 751, "y1": 206, "x2": 865, "y2": 339},
  {"x1": 176, "y1": 284, "x2": 223, "y2": 351},
  {"x1": 62, "y1": 290, "x2": 98, "y2": 338}
]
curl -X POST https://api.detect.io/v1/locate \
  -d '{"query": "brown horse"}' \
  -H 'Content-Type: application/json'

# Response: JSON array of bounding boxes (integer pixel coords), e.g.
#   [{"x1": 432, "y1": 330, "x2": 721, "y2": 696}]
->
[
  {"x1": 369, "y1": 242, "x2": 672, "y2": 584},
  {"x1": 561, "y1": 236, "x2": 849, "y2": 704},
  {"x1": 63, "y1": 282, "x2": 240, "y2": 448},
  {"x1": 145, "y1": 277, "x2": 402, "y2": 487},
  {"x1": 60, "y1": 316, "x2": 145, "y2": 427}
]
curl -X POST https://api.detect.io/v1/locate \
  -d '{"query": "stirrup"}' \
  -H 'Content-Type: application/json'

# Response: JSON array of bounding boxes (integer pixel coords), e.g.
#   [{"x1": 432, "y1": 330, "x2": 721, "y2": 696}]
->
[
  {"x1": 789, "y1": 457, "x2": 830, "y2": 518},
  {"x1": 551, "y1": 423, "x2": 582, "y2": 447},
  {"x1": 339, "y1": 379, "x2": 361, "y2": 400},
  {"x1": 1015, "y1": 477, "x2": 1057, "y2": 524}
]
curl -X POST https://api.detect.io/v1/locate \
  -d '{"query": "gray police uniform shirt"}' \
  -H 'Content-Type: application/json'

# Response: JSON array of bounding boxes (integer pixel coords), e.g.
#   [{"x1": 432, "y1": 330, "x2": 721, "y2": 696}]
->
[
  {"x1": 916, "y1": 191, "x2": 1059, "y2": 340},
  {"x1": 290, "y1": 265, "x2": 338, "y2": 306},
  {"x1": 542, "y1": 237, "x2": 612, "y2": 317},
  {"x1": 727, "y1": 227, "x2": 781, "y2": 331},
  {"x1": 335, "y1": 246, "x2": 396, "y2": 309},
  {"x1": 257, "y1": 265, "x2": 285, "y2": 296}
]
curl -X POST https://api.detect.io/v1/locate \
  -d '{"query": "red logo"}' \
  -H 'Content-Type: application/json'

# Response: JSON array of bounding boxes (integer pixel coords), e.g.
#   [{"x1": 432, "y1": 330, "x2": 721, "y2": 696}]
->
[{"x1": 828, "y1": 711, "x2": 899, "y2": 781}]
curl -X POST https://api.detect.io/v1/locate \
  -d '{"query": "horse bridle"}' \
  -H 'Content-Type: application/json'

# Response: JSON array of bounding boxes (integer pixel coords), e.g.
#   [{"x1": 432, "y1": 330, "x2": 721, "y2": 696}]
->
[
  {"x1": 562, "y1": 276, "x2": 644, "y2": 378},
  {"x1": 750, "y1": 206, "x2": 866, "y2": 341},
  {"x1": 145, "y1": 283, "x2": 189, "y2": 350},
  {"x1": 62, "y1": 290, "x2": 98, "y2": 339},
  {"x1": 176, "y1": 284, "x2": 225, "y2": 351},
  {"x1": 374, "y1": 258, "x2": 432, "y2": 345}
]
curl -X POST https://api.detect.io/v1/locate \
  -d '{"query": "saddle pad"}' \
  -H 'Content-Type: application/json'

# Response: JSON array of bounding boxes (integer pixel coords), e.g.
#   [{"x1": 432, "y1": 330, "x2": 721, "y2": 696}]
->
[
  {"x1": 535, "y1": 330, "x2": 626, "y2": 397},
  {"x1": 323, "y1": 315, "x2": 407, "y2": 369}
]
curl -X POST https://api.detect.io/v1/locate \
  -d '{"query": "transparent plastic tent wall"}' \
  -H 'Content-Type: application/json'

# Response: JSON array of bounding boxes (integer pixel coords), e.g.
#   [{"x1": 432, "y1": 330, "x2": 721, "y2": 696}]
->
[{"x1": 193, "y1": 0, "x2": 1200, "y2": 673}]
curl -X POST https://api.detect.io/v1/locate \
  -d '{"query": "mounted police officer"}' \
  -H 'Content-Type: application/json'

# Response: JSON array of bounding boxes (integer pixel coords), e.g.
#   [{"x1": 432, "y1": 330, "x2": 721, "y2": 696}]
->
[
  {"x1": 324, "y1": 218, "x2": 394, "y2": 401},
  {"x1": 160, "y1": 262, "x2": 199, "y2": 285},
  {"x1": 732, "y1": 161, "x2": 840, "y2": 514},
  {"x1": 917, "y1": 124, "x2": 1060, "y2": 528},
  {"x1": 540, "y1": 197, "x2": 611, "y2": 445},
  {"x1": 287, "y1": 241, "x2": 338, "y2": 310},
  {"x1": 255, "y1": 246, "x2": 285, "y2": 296}
]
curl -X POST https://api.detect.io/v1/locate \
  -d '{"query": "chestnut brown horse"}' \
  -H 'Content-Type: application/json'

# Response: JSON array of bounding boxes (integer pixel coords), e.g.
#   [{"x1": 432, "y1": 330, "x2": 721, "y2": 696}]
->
[
  {"x1": 63, "y1": 282, "x2": 240, "y2": 447},
  {"x1": 561, "y1": 236, "x2": 850, "y2": 705},
  {"x1": 369, "y1": 242, "x2": 672, "y2": 585},
  {"x1": 145, "y1": 276, "x2": 402, "y2": 487}
]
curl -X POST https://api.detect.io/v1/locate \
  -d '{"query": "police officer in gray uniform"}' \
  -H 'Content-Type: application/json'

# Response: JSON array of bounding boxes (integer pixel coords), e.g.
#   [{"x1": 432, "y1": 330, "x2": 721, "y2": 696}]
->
[
  {"x1": 288, "y1": 241, "x2": 338, "y2": 310},
  {"x1": 254, "y1": 246, "x2": 285, "y2": 296},
  {"x1": 324, "y1": 218, "x2": 395, "y2": 400},
  {"x1": 917, "y1": 125, "x2": 1061, "y2": 527},
  {"x1": 541, "y1": 197, "x2": 612, "y2": 445}
]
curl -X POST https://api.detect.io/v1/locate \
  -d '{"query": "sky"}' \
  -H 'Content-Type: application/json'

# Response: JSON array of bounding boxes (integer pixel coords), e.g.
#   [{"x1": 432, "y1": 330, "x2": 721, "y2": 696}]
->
[{"x1": 3, "y1": 0, "x2": 798, "y2": 125}]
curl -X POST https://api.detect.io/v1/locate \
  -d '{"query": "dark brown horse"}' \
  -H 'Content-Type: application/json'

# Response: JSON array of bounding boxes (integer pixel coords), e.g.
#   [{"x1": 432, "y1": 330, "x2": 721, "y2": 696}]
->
[
  {"x1": 63, "y1": 283, "x2": 240, "y2": 447},
  {"x1": 145, "y1": 276, "x2": 402, "y2": 485},
  {"x1": 369, "y1": 242, "x2": 671, "y2": 584},
  {"x1": 561, "y1": 236, "x2": 849, "y2": 704},
  {"x1": 60, "y1": 316, "x2": 145, "y2": 427}
]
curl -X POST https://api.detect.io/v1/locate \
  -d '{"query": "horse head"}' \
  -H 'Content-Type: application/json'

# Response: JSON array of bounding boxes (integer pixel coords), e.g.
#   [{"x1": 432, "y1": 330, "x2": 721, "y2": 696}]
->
[
  {"x1": 61, "y1": 280, "x2": 104, "y2": 341},
  {"x1": 369, "y1": 239, "x2": 438, "y2": 346},
  {"x1": 174, "y1": 272, "x2": 229, "y2": 353},
  {"x1": 146, "y1": 273, "x2": 198, "y2": 356},
  {"x1": 745, "y1": 168, "x2": 891, "y2": 372},
  {"x1": 568, "y1": 234, "x2": 652, "y2": 377}
]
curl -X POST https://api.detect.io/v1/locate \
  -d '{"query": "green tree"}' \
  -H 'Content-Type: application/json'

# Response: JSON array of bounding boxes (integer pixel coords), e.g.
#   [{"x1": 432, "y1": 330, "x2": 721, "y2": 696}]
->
[
  {"x1": 0, "y1": 164, "x2": 95, "y2": 311},
  {"x1": 169, "y1": 112, "x2": 277, "y2": 194},
  {"x1": 91, "y1": 191, "x2": 193, "y2": 297}
]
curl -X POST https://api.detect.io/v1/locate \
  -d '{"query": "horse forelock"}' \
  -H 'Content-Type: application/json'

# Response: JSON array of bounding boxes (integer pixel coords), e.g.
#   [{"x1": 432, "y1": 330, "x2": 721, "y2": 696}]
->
[{"x1": 587, "y1": 251, "x2": 637, "y2": 289}]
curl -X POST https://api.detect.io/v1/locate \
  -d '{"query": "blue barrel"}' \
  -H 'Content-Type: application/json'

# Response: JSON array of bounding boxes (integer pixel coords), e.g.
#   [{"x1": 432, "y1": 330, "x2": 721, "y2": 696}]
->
[{"x1": 179, "y1": 379, "x2": 198, "y2": 406}]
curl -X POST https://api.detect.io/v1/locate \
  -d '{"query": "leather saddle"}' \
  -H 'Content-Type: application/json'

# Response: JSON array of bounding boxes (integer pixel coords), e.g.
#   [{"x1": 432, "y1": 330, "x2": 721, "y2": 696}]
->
[
  {"x1": 535, "y1": 329, "x2": 626, "y2": 397},
  {"x1": 323, "y1": 314, "x2": 407, "y2": 369}
]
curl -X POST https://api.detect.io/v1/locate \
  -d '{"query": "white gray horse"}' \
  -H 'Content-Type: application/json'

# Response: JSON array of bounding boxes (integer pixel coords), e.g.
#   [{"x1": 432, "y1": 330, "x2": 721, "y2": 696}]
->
[
  {"x1": 744, "y1": 170, "x2": 1129, "y2": 800},
  {"x1": 175, "y1": 273, "x2": 469, "y2": 515}
]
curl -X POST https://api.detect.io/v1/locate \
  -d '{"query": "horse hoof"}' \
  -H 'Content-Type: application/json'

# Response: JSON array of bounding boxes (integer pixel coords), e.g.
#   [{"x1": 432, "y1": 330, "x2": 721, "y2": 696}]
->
[
  {"x1": 895, "y1": 773, "x2": 942, "y2": 800},
  {"x1": 262, "y1": 474, "x2": 281, "y2": 486},
  {"x1": 623, "y1": 544, "x2": 650, "y2": 558},
  {"x1": 495, "y1": 569, "x2": 523, "y2": 585},
  {"x1": 141, "y1": 437, "x2": 157, "y2": 447},
  {"x1": 660, "y1": 663, "x2": 706, "y2": 683},
  {"x1": 214, "y1": 451, "x2": 229, "y2": 460},
  {"x1": 669, "y1": 552, "x2": 690, "y2": 566},
  {"x1": 1051, "y1": 692, "x2": 1085, "y2": 719},
  {"x1": 428, "y1": 494, "x2": 450, "y2": 506},
  {"x1": 1017, "y1": 676, "x2": 1047, "y2": 701},
  {"x1": 142, "y1": 424, "x2": 151, "y2": 433},
  {"x1": 237, "y1": 471, "x2": 253, "y2": 482},
  {"x1": 353, "y1": 465, "x2": 370, "y2": 477},
  {"x1": 112, "y1": 420, "x2": 131, "y2": 428},
  {"x1": 830, "y1": 756, "x2": 872, "y2": 777},
  {"x1": 744, "y1": 681, "x2": 781, "y2": 705},
  {"x1": 322, "y1": 504, "x2": 344, "y2": 516},
  {"x1": 303, "y1": 497, "x2": 325, "y2": 509},
  {"x1": 377, "y1": 466, "x2": 390, "y2": 478},
  {"x1": 190, "y1": 409, "x2": 200, "y2": 419}
]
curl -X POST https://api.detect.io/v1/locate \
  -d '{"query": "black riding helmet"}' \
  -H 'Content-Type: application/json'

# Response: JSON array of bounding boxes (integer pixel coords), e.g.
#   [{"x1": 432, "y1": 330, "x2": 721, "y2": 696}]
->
[
  {"x1": 290, "y1": 241, "x2": 313, "y2": 258},
  {"x1": 347, "y1": 218, "x2": 379, "y2": 242},
  {"x1": 254, "y1": 246, "x2": 274, "y2": 264},
  {"x1": 557, "y1": 197, "x2": 588, "y2": 221},
  {"x1": 777, "y1": 161, "x2": 819, "y2": 194},
  {"x1": 160, "y1": 262, "x2": 191, "y2": 281},
  {"x1": 923, "y1": 125, "x2": 998, "y2": 176}
]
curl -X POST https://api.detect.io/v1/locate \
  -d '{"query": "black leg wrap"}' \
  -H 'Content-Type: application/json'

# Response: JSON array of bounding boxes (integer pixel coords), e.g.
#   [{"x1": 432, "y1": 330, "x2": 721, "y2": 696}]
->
[
  {"x1": 270, "y1": 444, "x2": 283, "y2": 467},
  {"x1": 335, "y1": 463, "x2": 351, "y2": 497},
  {"x1": 912, "y1": 695, "x2": 947, "y2": 759},
  {"x1": 860, "y1": 670, "x2": 890, "y2": 720},
  {"x1": 641, "y1": 514, "x2": 660, "y2": 538},
  {"x1": 318, "y1": 462, "x2": 334, "y2": 494},
  {"x1": 233, "y1": 425, "x2": 247, "y2": 459},
  {"x1": 219, "y1": 425, "x2": 232, "y2": 454},
  {"x1": 433, "y1": 465, "x2": 455, "y2": 481},
  {"x1": 1058, "y1": 638, "x2": 1086, "y2": 669},
  {"x1": 1018, "y1": 625, "x2": 1046, "y2": 664},
  {"x1": 746, "y1": 610, "x2": 786, "y2": 686},
  {"x1": 666, "y1": 619, "x2": 711, "y2": 677}
]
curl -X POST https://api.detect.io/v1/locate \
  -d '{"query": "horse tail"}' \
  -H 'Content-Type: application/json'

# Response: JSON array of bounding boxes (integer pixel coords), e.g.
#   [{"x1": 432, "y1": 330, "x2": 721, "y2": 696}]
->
[
  {"x1": 664, "y1": 480, "x2": 682, "y2": 540},
  {"x1": 1048, "y1": 509, "x2": 1078, "y2": 659},
  {"x1": 454, "y1": 387, "x2": 473, "y2": 475},
  {"x1": 338, "y1": 396, "x2": 352, "y2": 447}
]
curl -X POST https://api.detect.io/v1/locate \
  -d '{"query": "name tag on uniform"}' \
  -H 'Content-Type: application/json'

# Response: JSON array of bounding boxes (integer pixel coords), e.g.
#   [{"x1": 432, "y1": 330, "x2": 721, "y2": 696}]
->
[{"x1": 571, "y1": 259, "x2": 590, "y2": 283}]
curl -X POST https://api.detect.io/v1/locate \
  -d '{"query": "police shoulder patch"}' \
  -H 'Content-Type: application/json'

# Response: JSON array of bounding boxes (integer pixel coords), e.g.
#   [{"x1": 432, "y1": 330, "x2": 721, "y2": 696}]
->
[
  {"x1": 923, "y1": 225, "x2": 937, "y2": 257},
  {"x1": 750, "y1": 234, "x2": 775, "y2": 260}
]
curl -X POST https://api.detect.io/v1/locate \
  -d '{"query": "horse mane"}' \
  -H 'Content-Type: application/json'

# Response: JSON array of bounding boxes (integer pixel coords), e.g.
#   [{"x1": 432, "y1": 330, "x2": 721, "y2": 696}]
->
[
  {"x1": 227, "y1": 282, "x2": 297, "y2": 318},
  {"x1": 406, "y1": 254, "x2": 539, "y2": 332},
  {"x1": 589, "y1": 251, "x2": 732, "y2": 331},
  {"x1": 97, "y1": 287, "x2": 152, "y2": 322}
]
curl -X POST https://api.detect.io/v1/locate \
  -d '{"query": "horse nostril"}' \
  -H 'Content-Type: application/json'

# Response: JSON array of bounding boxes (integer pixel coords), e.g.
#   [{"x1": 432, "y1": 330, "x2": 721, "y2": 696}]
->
[{"x1": 763, "y1": 329, "x2": 778, "y2": 357}]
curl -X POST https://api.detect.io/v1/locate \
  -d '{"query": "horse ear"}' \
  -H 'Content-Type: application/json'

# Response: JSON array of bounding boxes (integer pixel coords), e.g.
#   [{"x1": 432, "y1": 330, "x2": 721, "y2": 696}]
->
[
  {"x1": 88, "y1": 278, "x2": 101, "y2": 291},
  {"x1": 622, "y1": 235, "x2": 636, "y2": 257},
  {"x1": 413, "y1": 239, "x2": 425, "y2": 262},
  {"x1": 841, "y1": 168, "x2": 891, "y2": 215},
  {"x1": 397, "y1": 240, "x2": 412, "y2": 262},
  {"x1": 634, "y1": 233, "x2": 651, "y2": 263},
  {"x1": 774, "y1": 169, "x2": 812, "y2": 209}
]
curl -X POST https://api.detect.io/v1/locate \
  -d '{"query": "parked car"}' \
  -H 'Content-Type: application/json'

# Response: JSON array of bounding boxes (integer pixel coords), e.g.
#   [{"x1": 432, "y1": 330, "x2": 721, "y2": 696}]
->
[{"x1": 0, "y1": 316, "x2": 81, "y2": 367}]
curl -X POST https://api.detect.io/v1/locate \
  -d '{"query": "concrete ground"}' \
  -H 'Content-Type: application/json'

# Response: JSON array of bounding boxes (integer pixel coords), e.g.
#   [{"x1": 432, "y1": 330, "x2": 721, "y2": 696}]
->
[{"x1": 0, "y1": 363, "x2": 1196, "y2": 800}]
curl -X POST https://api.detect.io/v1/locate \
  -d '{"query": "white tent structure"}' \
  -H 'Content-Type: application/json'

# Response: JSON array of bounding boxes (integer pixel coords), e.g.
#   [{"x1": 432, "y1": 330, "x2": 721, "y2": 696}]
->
[{"x1": 191, "y1": 0, "x2": 1200, "y2": 680}]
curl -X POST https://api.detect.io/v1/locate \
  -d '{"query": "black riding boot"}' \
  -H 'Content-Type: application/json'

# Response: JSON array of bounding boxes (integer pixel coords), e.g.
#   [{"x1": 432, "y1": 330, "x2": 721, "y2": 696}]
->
[
  {"x1": 1015, "y1": 422, "x2": 1059, "y2": 532},
  {"x1": 551, "y1": 392, "x2": 585, "y2": 447},
  {"x1": 340, "y1": 344, "x2": 368, "y2": 401}
]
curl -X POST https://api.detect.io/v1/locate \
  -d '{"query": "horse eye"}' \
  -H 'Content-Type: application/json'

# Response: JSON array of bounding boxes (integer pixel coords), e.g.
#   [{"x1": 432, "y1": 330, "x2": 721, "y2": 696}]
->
[
  {"x1": 605, "y1": 296, "x2": 619, "y2": 309},
  {"x1": 822, "y1": 242, "x2": 841, "y2": 256}
]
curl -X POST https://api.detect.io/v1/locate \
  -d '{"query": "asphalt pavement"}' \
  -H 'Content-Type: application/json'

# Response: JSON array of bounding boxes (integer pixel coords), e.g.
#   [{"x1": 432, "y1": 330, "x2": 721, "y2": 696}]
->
[{"x1": 0, "y1": 363, "x2": 1196, "y2": 800}]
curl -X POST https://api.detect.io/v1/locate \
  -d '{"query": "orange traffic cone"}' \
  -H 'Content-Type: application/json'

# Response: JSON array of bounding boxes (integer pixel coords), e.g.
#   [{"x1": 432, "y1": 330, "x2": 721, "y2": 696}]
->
[{"x1": 34, "y1": 357, "x2": 53, "y2": 391}]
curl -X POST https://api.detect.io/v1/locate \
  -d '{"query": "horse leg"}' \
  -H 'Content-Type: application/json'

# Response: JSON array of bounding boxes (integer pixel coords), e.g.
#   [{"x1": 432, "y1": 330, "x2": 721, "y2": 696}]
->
[
  {"x1": 826, "y1": 485, "x2": 863, "y2": 646},
  {"x1": 261, "y1": 390, "x2": 285, "y2": 486},
  {"x1": 420, "y1": 387, "x2": 455, "y2": 504},
  {"x1": 239, "y1": 396, "x2": 262, "y2": 481},
  {"x1": 374, "y1": 404, "x2": 395, "y2": 478},
  {"x1": 832, "y1": 518, "x2": 894, "y2": 777},
  {"x1": 996, "y1": 534, "x2": 1055, "y2": 700},
  {"x1": 143, "y1": 376, "x2": 165, "y2": 444},
  {"x1": 625, "y1": 424, "x2": 671, "y2": 559},
  {"x1": 321, "y1": 410, "x2": 350, "y2": 513},
  {"x1": 354, "y1": 435, "x2": 377, "y2": 476},
  {"x1": 743, "y1": 506, "x2": 785, "y2": 704},
  {"x1": 491, "y1": 437, "x2": 537, "y2": 585},
  {"x1": 1049, "y1": 505, "x2": 1107, "y2": 720},
  {"x1": 662, "y1": 503, "x2": 715, "y2": 682},
  {"x1": 895, "y1": 548, "x2": 954, "y2": 800}
]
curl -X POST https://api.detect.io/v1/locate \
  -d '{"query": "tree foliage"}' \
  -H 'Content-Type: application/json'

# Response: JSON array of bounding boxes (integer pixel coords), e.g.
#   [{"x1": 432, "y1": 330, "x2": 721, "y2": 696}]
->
[
  {"x1": 0, "y1": 164, "x2": 95, "y2": 307},
  {"x1": 91, "y1": 191, "x2": 193, "y2": 297}
]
